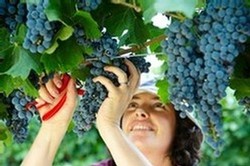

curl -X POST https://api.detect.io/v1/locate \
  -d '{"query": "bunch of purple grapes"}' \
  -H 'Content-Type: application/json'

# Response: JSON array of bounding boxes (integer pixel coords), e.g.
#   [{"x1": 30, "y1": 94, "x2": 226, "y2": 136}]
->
[
  {"x1": 162, "y1": 0, "x2": 250, "y2": 155},
  {"x1": 22, "y1": 0, "x2": 59, "y2": 53},
  {"x1": 0, "y1": 0, "x2": 27, "y2": 33},
  {"x1": 4, "y1": 90, "x2": 37, "y2": 143},
  {"x1": 73, "y1": 30, "x2": 151, "y2": 136},
  {"x1": 76, "y1": 0, "x2": 102, "y2": 11}
]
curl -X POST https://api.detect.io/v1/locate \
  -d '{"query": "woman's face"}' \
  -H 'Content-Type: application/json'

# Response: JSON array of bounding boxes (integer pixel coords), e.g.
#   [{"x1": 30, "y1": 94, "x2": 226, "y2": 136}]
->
[{"x1": 122, "y1": 92, "x2": 177, "y2": 154}]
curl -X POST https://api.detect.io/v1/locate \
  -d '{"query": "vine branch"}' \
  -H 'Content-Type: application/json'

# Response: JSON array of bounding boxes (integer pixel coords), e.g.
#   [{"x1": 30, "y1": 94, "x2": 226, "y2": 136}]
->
[
  {"x1": 111, "y1": 0, "x2": 141, "y2": 12},
  {"x1": 83, "y1": 34, "x2": 167, "y2": 66},
  {"x1": 164, "y1": 12, "x2": 186, "y2": 21},
  {"x1": 119, "y1": 34, "x2": 167, "y2": 55}
]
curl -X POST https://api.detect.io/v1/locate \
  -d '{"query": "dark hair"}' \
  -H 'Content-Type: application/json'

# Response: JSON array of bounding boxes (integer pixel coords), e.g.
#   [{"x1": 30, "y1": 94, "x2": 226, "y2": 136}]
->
[{"x1": 169, "y1": 111, "x2": 203, "y2": 166}]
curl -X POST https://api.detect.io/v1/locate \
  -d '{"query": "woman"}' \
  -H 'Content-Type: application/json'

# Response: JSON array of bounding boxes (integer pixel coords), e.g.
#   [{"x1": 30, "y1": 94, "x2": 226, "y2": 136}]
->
[{"x1": 21, "y1": 60, "x2": 203, "y2": 166}]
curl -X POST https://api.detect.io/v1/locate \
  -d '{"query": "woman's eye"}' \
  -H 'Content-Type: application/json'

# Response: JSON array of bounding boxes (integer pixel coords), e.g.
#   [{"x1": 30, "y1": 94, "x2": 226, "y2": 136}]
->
[
  {"x1": 127, "y1": 102, "x2": 138, "y2": 109},
  {"x1": 154, "y1": 103, "x2": 166, "y2": 110}
]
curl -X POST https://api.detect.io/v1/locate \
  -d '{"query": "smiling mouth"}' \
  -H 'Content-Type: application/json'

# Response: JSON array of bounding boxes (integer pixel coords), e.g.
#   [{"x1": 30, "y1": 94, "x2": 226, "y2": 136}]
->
[{"x1": 130, "y1": 125, "x2": 154, "y2": 131}]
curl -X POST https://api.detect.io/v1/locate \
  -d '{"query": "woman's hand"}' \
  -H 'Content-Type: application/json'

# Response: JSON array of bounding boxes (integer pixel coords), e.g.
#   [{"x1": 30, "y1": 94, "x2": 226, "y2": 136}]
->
[
  {"x1": 92, "y1": 60, "x2": 152, "y2": 166},
  {"x1": 22, "y1": 74, "x2": 78, "y2": 166},
  {"x1": 93, "y1": 59, "x2": 140, "y2": 128},
  {"x1": 35, "y1": 73, "x2": 78, "y2": 130}
]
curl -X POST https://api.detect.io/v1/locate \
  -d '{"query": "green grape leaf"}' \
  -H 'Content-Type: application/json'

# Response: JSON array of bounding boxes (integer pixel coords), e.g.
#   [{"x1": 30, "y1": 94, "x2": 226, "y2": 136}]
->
[
  {"x1": 3, "y1": 129, "x2": 12, "y2": 147},
  {"x1": 0, "y1": 132, "x2": 7, "y2": 141},
  {"x1": 230, "y1": 78, "x2": 250, "y2": 100},
  {"x1": 156, "y1": 78, "x2": 170, "y2": 103},
  {"x1": 146, "y1": 24, "x2": 166, "y2": 52},
  {"x1": 0, "y1": 28, "x2": 11, "y2": 51},
  {"x1": 160, "y1": 61, "x2": 168, "y2": 73},
  {"x1": 12, "y1": 24, "x2": 27, "y2": 44},
  {"x1": 0, "y1": 101, "x2": 8, "y2": 120},
  {"x1": 45, "y1": 0, "x2": 76, "y2": 25},
  {"x1": 22, "y1": 79, "x2": 39, "y2": 97},
  {"x1": 93, "y1": 2, "x2": 150, "y2": 45},
  {"x1": 196, "y1": 0, "x2": 206, "y2": 8},
  {"x1": 0, "y1": 122, "x2": 7, "y2": 131},
  {"x1": 3, "y1": 46, "x2": 42, "y2": 79},
  {"x1": 0, "y1": 141, "x2": 4, "y2": 154},
  {"x1": 0, "y1": 122, "x2": 9, "y2": 154},
  {"x1": 67, "y1": 120, "x2": 75, "y2": 133},
  {"x1": 117, "y1": 32, "x2": 130, "y2": 47},
  {"x1": 0, "y1": 75, "x2": 38, "y2": 97},
  {"x1": 232, "y1": 48, "x2": 250, "y2": 78},
  {"x1": 45, "y1": 25, "x2": 74, "y2": 54},
  {"x1": 137, "y1": 0, "x2": 157, "y2": 24},
  {"x1": 71, "y1": 66, "x2": 90, "y2": 82},
  {"x1": 0, "y1": 46, "x2": 15, "y2": 73},
  {"x1": 246, "y1": 0, "x2": 250, "y2": 6},
  {"x1": 0, "y1": 75, "x2": 18, "y2": 95},
  {"x1": 72, "y1": 11, "x2": 102, "y2": 39},
  {"x1": 41, "y1": 37, "x2": 83, "y2": 73},
  {"x1": 132, "y1": 15, "x2": 151, "y2": 44},
  {"x1": 139, "y1": 0, "x2": 197, "y2": 23}
]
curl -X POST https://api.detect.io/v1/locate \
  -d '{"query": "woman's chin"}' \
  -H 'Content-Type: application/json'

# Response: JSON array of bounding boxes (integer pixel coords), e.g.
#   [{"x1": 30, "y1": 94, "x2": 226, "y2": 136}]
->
[{"x1": 129, "y1": 132, "x2": 154, "y2": 144}]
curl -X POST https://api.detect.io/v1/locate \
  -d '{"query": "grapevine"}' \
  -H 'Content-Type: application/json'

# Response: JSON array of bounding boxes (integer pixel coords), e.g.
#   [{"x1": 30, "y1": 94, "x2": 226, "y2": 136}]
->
[
  {"x1": 3, "y1": 90, "x2": 37, "y2": 143},
  {"x1": 0, "y1": 0, "x2": 27, "y2": 33},
  {"x1": 162, "y1": 0, "x2": 250, "y2": 155},
  {"x1": 0, "y1": 0, "x2": 249, "y2": 159},
  {"x1": 73, "y1": 31, "x2": 151, "y2": 136},
  {"x1": 22, "y1": 0, "x2": 60, "y2": 53}
]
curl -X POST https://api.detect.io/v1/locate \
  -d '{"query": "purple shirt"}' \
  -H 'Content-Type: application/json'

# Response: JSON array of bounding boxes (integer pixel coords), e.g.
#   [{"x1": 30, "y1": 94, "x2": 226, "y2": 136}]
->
[{"x1": 91, "y1": 159, "x2": 116, "y2": 166}]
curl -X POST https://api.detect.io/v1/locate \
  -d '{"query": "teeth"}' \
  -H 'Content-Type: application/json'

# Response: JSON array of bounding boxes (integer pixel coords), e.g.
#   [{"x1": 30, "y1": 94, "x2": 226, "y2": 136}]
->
[{"x1": 132, "y1": 125, "x2": 152, "y2": 131}]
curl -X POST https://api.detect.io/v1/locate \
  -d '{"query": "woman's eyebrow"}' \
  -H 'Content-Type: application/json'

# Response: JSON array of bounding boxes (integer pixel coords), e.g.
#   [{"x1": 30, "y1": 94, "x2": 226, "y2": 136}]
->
[
  {"x1": 131, "y1": 96, "x2": 140, "y2": 100},
  {"x1": 151, "y1": 96, "x2": 160, "y2": 100}
]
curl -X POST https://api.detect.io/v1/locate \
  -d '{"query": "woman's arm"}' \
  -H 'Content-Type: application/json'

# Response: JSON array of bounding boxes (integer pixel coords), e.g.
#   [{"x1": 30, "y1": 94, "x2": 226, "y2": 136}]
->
[
  {"x1": 21, "y1": 123, "x2": 68, "y2": 166},
  {"x1": 94, "y1": 59, "x2": 152, "y2": 166},
  {"x1": 21, "y1": 75, "x2": 78, "y2": 166},
  {"x1": 98, "y1": 123, "x2": 152, "y2": 166}
]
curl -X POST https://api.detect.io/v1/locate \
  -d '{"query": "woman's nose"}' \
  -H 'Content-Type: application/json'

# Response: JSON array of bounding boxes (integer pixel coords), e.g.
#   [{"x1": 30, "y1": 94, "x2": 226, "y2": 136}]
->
[{"x1": 135, "y1": 109, "x2": 149, "y2": 119}]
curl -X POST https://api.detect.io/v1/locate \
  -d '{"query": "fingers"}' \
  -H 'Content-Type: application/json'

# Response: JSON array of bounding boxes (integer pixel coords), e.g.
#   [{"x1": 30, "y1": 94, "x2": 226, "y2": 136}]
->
[
  {"x1": 52, "y1": 73, "x2": 62, "y2": 88},
  {"x1": 64, "y1": 78, "x2": 78, "y2": 106},
  {"x1": 35, "y1": 98, "x2": 46, "y2": 109},
  {"x1": 93, "y1": 60, "x2": 141, "y2": 94},
  {"x1": 38, "y1": 74, "x2": 61, "y2": 103},
  {"x1": 124, "y1": 59, "x2": 140, "y2": 89},
  {"x1": 93, "y1": 76, "x2": 117, "y2": 95},
  {"x1": 45, "y1": 80, "x2": 59, "y2": 98},
  {"x1": 38, "y1": 86, "x2": 54, "y2": 104},
  {"x1": 104, "y1": 66, "x2": 128, "y2": 84},
  {"x1": 36, "y1": 76, "x2": 77, "y2": 116},
  {"x1": 35, "y1": 97, "x2": 51, "y2": 114}
]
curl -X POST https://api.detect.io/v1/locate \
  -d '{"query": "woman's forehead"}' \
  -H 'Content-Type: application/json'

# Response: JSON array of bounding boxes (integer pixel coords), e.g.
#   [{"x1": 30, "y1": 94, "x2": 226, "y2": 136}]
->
[
  {"x1": 132, "y1": 91, "x2": 160, "y2": 100},
  {"x1": 132, "y1": 92, "x2": 174, "y2": 111}
]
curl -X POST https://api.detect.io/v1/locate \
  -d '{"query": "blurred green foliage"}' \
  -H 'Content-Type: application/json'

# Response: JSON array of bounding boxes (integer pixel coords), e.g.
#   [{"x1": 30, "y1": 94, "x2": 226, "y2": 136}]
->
[
  {"x1": 0, "y1": 120, "x2": 109, "y2": 166},
  {"x1": 0, "y1": 90, "x2": 249, "y2": 166}
]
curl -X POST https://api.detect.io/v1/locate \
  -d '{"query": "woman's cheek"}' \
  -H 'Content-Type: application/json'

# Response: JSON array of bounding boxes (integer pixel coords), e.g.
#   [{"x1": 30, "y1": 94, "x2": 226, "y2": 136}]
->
[{"x1": 121, "y1": 113, "x2": 129, "y2": 131}]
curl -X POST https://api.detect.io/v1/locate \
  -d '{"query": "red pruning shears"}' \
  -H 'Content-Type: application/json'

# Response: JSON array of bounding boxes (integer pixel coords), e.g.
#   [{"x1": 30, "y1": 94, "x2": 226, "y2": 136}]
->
[{"x1": 27, "y1": 74, "x2": 84, "y2": 121}]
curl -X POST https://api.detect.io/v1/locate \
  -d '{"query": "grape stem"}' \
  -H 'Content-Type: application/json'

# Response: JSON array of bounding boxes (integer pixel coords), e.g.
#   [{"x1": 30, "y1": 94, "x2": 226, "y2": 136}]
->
[
  {"x1": 111, "y1": 0, "x2": 141, "y2": 12},
  {"x1": 82, "y1": 34, "x2": 166, "y2": 66},
  {"x1": 165, "y1": 12, "x2": 186, "y2": 21},
  {"x1": 119, "y1": 34, "x2": 167, "y2": 55}
]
